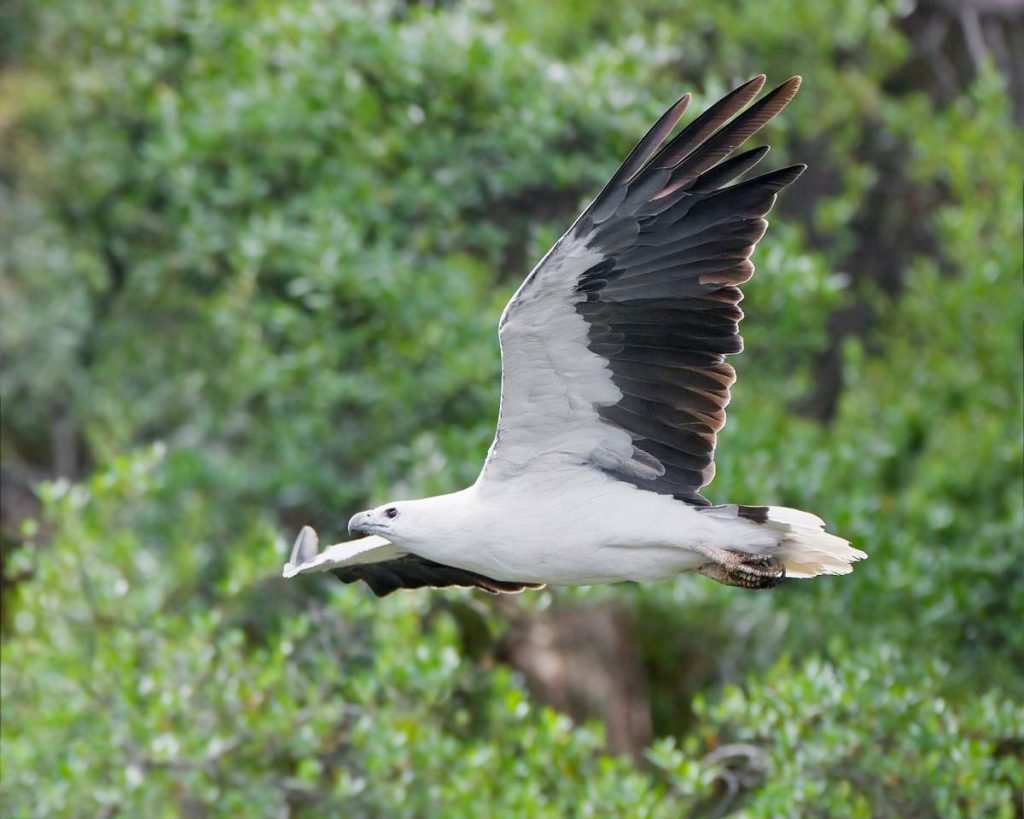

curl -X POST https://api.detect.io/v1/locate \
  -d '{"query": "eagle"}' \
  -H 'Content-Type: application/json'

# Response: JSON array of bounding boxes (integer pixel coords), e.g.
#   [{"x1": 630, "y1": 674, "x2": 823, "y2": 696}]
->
[{"x1": 282, "y1": 75, "x2": 866, "y2": 596}]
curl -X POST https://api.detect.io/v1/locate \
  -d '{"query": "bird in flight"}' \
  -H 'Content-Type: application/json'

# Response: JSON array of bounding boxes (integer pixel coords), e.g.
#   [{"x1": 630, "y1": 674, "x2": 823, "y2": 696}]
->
[{"x1": 283, "y1": 75, "x2": 866, "y2": 596}]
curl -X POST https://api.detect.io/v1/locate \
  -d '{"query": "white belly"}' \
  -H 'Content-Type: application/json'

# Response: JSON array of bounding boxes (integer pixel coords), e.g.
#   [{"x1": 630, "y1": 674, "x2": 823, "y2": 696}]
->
[{"x1": 412, "y1": 467, "x2": 770, "y2": 585}]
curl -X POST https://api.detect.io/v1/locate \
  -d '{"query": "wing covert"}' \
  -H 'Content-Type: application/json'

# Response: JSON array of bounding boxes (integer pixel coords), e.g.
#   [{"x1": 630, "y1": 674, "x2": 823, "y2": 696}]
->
[
  {"x1": 481, "y1": 77, "x2": 805, "y2": 505},
  {"x1": 282, "y1": 527, "x2": 542, "y2": 596}
]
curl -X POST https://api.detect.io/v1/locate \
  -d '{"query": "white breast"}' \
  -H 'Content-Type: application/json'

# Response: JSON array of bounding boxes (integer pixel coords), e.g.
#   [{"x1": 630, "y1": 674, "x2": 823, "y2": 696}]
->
[{"x1": 418, "y1": 467, "x2": 767, "y2": 584}]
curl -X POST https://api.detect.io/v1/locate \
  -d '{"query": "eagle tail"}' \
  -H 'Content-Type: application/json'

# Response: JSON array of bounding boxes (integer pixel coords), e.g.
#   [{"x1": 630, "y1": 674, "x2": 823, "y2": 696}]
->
[{"x1": 762, "y1": 507, "x2": 867, "y2": 578}]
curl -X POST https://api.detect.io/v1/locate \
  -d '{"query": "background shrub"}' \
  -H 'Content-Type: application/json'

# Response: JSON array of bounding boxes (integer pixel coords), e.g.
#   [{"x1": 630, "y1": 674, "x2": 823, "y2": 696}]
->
[{"x1": 2, "y1": 0, "x2": 1022, "y2": 815}]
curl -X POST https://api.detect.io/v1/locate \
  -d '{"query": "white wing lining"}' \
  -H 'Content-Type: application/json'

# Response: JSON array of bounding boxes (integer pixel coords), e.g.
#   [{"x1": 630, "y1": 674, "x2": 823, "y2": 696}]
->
[{"x1": 282, "y1": 526, "x2": 403, "y2": 578}]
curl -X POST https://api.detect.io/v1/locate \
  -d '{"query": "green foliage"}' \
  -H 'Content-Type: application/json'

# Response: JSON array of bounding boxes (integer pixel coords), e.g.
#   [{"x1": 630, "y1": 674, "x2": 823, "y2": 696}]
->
[
  {"x1": 651, "y1": 645, "x2": 1024, "y2": 818},
  {"x1": 3, "y1": 0, "x2": 1022, "y2": 816},
  {"x1": 3, "y1": 448, "x2": 669, "y2": 816}
]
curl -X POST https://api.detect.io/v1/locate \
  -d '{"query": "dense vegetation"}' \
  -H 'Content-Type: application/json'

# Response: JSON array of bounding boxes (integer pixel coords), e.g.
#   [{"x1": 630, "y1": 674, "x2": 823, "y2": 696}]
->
[{"x1": 2, "y1": 0, "x2": 1022, "y2": 815}]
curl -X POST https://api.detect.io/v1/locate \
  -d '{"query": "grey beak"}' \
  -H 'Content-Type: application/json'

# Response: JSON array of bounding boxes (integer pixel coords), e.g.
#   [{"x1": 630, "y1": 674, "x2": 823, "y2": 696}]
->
[{"x1": 348, "y1": 512, "x2": 369, "y2": 537}]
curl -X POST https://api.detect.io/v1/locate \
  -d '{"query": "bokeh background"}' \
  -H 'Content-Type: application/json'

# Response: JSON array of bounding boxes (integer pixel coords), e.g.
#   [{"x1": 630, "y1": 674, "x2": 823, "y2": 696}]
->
[{"x1": 2, "y1": 0, "x2": 1023, "y2": 815}]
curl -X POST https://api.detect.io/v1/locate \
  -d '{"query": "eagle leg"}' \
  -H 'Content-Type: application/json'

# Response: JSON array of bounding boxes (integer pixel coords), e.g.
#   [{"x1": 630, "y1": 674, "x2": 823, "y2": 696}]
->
[{"x1": 697, "y1": 552, "x2": 786, "y2": 590}]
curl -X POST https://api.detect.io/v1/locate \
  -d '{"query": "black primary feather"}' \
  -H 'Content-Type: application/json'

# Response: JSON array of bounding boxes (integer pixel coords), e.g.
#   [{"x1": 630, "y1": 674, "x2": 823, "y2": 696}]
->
[
  {"x1": 572, "y1": 77, "x2": 805, "y2": 505},
  {"x1": 332, "y1": 556, "x2": 543, "y2": 597}
]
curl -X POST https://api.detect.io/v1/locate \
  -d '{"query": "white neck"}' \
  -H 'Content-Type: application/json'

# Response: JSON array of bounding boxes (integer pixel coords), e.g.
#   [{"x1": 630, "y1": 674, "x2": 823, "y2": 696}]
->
[{"x1": 387, "y1": 486, "x2": 479, "y2": 559}]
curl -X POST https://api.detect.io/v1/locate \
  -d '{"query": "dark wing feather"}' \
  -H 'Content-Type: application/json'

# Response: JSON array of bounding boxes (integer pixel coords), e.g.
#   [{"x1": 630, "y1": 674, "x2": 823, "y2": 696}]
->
[
  {"x1": 573, "y1": 77, "x2": 804, "y2": 505},
  {"x1": 481, "y1": 76, "x2": 804, "y2": 507},
  {"x1": 332, "y1": 556, "x2": 543, "y2": 597}
]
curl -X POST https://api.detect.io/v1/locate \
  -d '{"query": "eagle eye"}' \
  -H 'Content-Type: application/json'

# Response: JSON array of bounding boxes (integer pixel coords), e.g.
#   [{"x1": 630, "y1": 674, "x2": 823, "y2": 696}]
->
[{"x1": 384, "y1": 507, "x2": 399, "y2": 519}]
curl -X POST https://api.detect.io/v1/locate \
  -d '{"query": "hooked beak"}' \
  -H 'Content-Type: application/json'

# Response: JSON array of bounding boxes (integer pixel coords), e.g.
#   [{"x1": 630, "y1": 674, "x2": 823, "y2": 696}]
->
[{"x1": 348, "y1": 511, "x2": 372, "y2": 537}]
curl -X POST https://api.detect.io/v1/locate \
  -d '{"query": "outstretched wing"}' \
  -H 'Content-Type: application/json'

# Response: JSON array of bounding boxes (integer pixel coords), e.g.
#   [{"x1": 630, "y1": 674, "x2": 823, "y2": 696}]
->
[
  {"x1": 480, "y1": 76, "x2": 804, "y2": 506},
  {"x1": 331, "y1": 556, "x2": 542, "y2": 597},
  {"x1": 282, "y1": 527, "x2": 542, "y2": 597}
]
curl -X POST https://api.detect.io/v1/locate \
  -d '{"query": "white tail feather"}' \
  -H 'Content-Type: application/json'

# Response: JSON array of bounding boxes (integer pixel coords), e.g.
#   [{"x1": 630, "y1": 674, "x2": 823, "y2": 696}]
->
[{"x1": 766, "y1": 506, "x2": 867, "y2": 578}]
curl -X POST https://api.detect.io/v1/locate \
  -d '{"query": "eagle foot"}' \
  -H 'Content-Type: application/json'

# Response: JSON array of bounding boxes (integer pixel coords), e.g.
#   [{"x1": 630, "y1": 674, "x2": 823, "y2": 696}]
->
[{"x1": 698, "y1": 553, "x2": 786, "y2": 590}]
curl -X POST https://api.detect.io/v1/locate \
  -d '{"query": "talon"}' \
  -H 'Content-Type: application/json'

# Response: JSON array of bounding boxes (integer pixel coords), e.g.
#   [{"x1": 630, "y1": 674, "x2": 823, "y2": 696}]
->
[{"x1": 699, "y1": 553, "x2": 786, "y2": 590}]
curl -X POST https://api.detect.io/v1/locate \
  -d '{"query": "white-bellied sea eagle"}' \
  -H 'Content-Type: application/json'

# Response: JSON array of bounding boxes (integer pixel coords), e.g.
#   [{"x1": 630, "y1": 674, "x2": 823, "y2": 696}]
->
[{"x1": 282, "y1": 75, "x2": 867, "y2": 596}]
